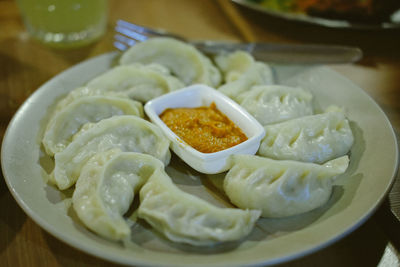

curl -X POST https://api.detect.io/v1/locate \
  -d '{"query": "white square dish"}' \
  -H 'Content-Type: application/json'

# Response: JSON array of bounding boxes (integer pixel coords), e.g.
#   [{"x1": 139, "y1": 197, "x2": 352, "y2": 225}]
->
[{"x1": 144, "y1": 84, "x2": 265, "y2": 174}]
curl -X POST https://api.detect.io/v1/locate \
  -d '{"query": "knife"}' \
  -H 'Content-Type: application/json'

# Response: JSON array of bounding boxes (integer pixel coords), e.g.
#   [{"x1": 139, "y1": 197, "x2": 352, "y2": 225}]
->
[
  {"x1": 115, "y1": 20, "x2": 362, "y2": 64},
  {"x1": 191, "y1": 41, "x2": 363, "y2": 64}
]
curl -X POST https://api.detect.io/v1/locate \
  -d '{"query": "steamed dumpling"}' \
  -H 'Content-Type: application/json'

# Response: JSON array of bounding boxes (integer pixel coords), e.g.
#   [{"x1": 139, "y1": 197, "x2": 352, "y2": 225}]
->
[
  {"x1": 258, "y1": 111, "x2": 354, "y2": 163},
  {"x1": 216, "y1": 51, "x2": 274, "y2": 101},
  {"x1": 51, "y1": 86, "x2": 130, "y2": 116},
  {"x1": 224, "y1": 154, "x2": 349, "y2": 218},
  {"x1": 138, "y1": 168, "x2": 261, "y2": 246},
  {"x1": 119, "y1": 37, "x2": 221, "y2": 87},
  {"x1": 86, "y1": 63, "x2": 185, "y2": 102},
  {"x1": 218, "y1": 63, "x2": 274, "y2": 102},
  {"x1": 238, "y1": 85, "x2": 313, "y2": 126},
  {"x1": 42, "y1": 96, "x2": 143, "y2": 156},
  {"x1": 215, "y1": 51, "x2": 255, "y2": 82},
  {"x1": 73, "y1": 150, "x2": 164, "y2": 241},
  {"x1": 52, "y1": 115, "x2": 171, "y2": 190}
]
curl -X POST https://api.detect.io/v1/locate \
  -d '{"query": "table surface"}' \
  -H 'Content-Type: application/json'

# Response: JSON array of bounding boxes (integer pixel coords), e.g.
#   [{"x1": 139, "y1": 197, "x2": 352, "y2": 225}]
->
[{"x1": 1, "y1": 0, "x2": 400, "y2": 266}]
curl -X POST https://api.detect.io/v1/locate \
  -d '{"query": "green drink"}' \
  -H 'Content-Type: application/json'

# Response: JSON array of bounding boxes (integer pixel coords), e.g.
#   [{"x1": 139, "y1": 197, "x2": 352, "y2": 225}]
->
[{"x1": 17, "y1": 0, "x2": 108, "y2": 48}]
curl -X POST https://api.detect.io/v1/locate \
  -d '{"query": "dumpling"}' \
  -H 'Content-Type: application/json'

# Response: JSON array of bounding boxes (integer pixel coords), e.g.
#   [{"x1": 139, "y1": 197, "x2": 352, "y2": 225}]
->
[
  {"x1": 86, "y1": 63, "x2": 185, "y2": 102},
  {"x1": 215, "y1": 51, "x2": 274, "y2": 101},
  {"x1": 237, "y1": 85, "x2": 313, "y2": 126},
  {"x1": 119, "y1": 37, "x2": 221, "y2": 87},
  {"x1": 258, "y1": 111, "x2": 354, "y2": 163},
  {"x1": 52, "y1": 115, "x2": 171, "y2": 190},
  {"x1": 138, "y1": 168, "x2": 261, "y2": 246},
  {"x1": 218, "y1": 63, "x2": 274, "y2": 102},
  {"x1": 73, "y1": 150, "x2": 164, "y2": 241},
  {"x1": 50, "y1": 86, "x2": 129, "y2": 118},
  {"x1": 215, "y1": 51, "x2": 255, "y2": 82},
  {"x1": 42, "y1": 96, "x2": 143, "y2": 156},
  {"x1": 223, "y1": 154, "x2": 349, "y2": 218}
]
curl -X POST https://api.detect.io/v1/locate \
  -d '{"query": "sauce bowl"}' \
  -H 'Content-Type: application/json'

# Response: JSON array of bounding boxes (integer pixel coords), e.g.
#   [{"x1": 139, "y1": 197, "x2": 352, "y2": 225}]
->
[{"x1": 144, "y1": 84, "x2": 265, "y2": 174}]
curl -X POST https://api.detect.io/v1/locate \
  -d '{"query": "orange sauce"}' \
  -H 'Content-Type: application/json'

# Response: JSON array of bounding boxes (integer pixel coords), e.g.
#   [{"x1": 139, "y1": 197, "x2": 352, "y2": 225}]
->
[{"x1": 159, "y1": 103, "x2": 247, "y2": 153}]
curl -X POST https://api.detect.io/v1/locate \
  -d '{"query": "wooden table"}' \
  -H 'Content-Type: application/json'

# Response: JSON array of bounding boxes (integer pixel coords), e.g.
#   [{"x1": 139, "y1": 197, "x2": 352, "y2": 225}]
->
[{"x1": 1, "y1": 0, "x2": 400, "y2": 266}]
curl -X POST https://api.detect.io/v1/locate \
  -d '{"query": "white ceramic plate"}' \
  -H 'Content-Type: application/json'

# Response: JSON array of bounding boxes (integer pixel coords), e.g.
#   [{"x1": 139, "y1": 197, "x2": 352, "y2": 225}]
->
[{"x1": 1, "y1": 52, "x2": 398, "y2": 267}]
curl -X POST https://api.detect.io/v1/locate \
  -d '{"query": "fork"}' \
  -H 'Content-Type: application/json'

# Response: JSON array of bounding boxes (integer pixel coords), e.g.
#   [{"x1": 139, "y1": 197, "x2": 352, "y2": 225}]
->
[
  {"x1": 114, "y1": 19, "x2": 363, "y2": 64},
  {"x1": 114, "y1": 20, "x2": 186, "y2": 51}
]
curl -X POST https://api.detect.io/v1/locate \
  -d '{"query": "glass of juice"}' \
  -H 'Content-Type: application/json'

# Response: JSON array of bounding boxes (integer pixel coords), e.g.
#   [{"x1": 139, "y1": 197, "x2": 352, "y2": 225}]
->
[{"x1": 16, "y1": 0, "x2": 108, "y2": 48}]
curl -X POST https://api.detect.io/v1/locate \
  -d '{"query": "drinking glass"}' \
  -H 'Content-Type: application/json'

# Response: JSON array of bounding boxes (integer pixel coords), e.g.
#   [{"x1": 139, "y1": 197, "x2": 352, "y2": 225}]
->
[{"x1": 17, "y1": 0, "x2": 108, "y2": 48}]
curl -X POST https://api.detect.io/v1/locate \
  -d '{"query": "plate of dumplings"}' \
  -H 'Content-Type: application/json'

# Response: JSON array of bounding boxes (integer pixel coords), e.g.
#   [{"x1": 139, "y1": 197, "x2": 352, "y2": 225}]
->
[{"x1": 1, "y1": 37, "x2": 398, "y2": 267}]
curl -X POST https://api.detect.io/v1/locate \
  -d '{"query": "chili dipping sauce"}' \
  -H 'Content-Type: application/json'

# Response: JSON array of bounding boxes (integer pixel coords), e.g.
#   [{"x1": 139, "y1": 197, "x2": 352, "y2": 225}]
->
[{"x1": 159, "y1": 102, "x2": 247, "y2": 153}]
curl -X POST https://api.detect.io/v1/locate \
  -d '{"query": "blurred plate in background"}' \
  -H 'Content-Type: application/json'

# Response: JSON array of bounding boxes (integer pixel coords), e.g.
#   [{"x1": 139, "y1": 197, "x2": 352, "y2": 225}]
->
[{"x1": 232, "y1": 0, "x2": 400, "y2": 29}]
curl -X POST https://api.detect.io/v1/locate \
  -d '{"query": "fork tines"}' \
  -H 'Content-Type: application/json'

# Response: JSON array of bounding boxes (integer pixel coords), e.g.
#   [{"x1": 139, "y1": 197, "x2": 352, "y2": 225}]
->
[
  {"x1": 114, "y1": 20, "x2": 185, "y2": 51},
  {"x1": 114, "y1": 20, "x2": 150, "y2": 51}
]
